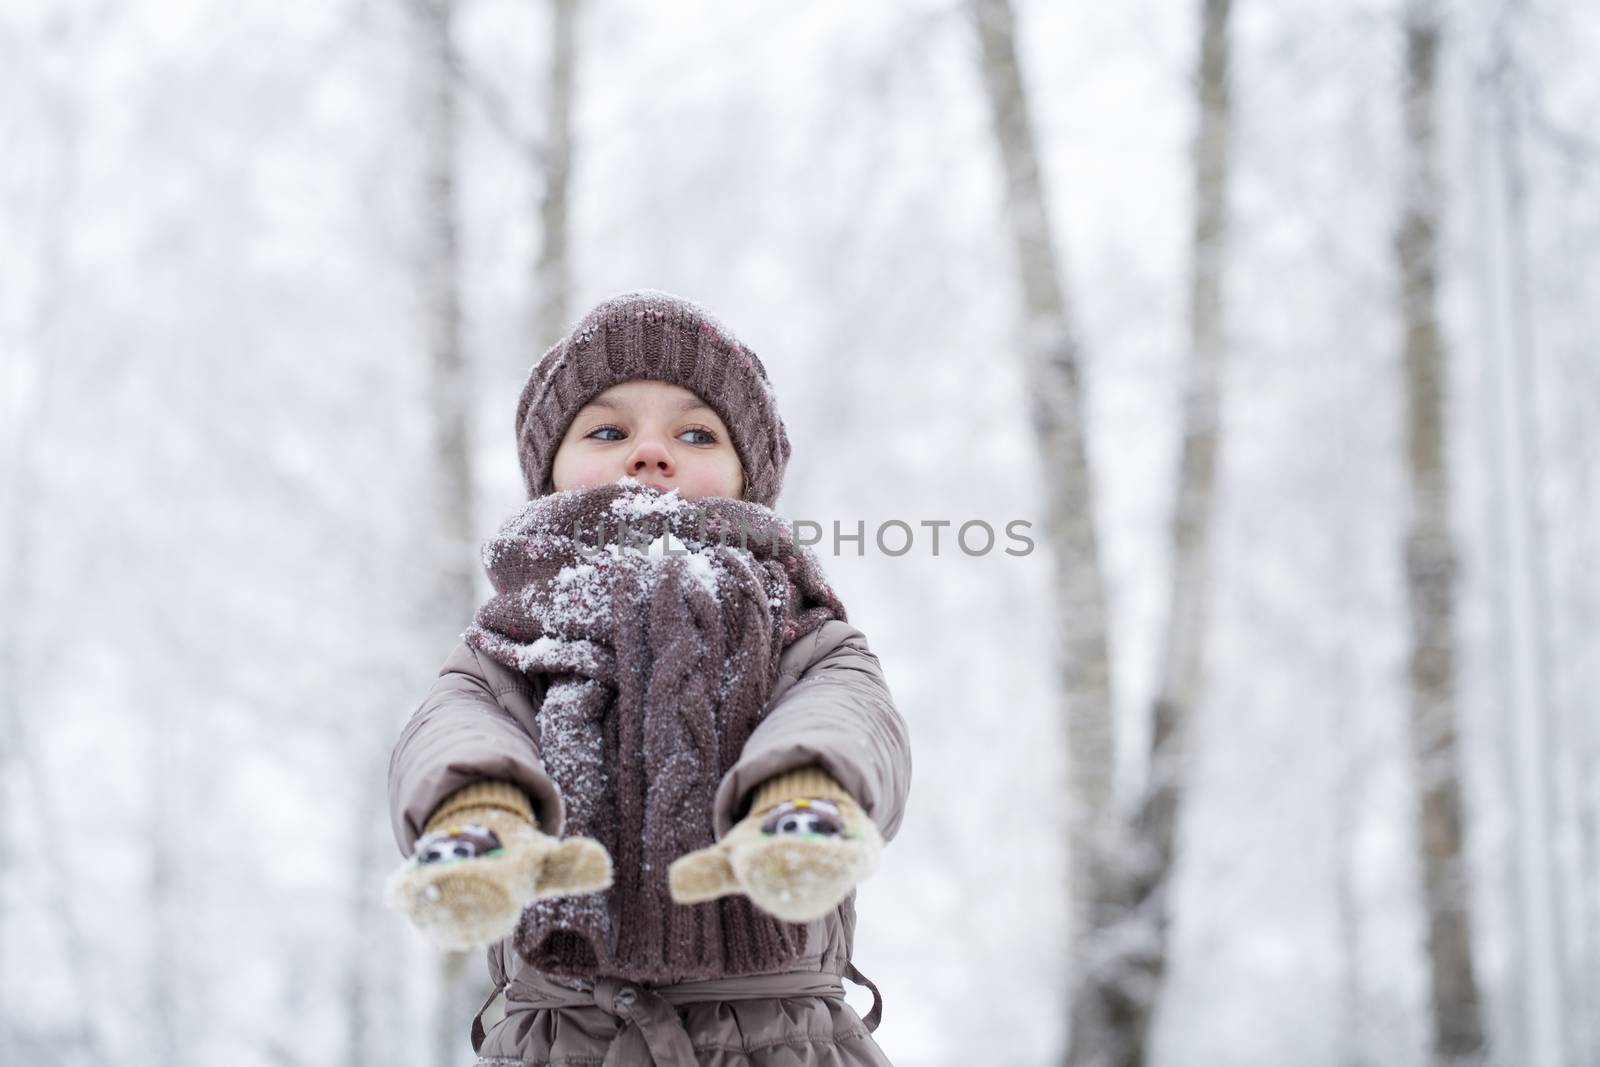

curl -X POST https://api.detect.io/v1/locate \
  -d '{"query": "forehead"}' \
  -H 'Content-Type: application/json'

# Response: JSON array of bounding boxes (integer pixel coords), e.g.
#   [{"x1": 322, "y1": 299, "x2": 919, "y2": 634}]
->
[{"x1": 582, "y1": 379, "x2": 717, "y2": 416}]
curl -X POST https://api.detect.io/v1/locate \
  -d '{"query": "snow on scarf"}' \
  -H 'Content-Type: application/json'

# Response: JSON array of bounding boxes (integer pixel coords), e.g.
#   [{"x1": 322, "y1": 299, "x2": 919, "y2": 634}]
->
[{"x1": 463, "y1": 480, "x2": 846, "y2": 983}]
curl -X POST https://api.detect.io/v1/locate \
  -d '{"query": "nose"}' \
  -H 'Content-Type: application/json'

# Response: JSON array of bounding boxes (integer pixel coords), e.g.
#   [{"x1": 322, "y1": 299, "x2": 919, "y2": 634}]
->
[{"x1": 625, "y1": 435, "x2": 674, "y2": 479}]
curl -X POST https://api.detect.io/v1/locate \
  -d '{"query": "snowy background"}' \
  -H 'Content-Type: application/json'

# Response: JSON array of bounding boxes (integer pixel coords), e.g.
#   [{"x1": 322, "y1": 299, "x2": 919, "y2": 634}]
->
[{"x1": 1, "y1": 1, "x2": 1596, "y2": 1065}]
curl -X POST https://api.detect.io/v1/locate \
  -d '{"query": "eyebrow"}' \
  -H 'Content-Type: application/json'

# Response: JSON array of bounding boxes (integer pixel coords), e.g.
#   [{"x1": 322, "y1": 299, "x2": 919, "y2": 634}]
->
[{"x1": 581, "y1": 395, "x2": 712, "y2": 415}]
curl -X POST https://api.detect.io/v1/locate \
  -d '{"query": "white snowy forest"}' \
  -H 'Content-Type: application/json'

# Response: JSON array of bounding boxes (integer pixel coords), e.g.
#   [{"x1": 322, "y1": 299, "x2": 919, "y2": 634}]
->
[{"x1": 1, "y1": 0, "x2": 1596, "y2": 1065}]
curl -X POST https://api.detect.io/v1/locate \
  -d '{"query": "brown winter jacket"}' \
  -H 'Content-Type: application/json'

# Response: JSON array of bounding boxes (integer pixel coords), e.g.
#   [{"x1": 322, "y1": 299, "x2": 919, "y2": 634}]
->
[{"x1": 388, "y1": 618, "x2": 912, "y2": 1067}]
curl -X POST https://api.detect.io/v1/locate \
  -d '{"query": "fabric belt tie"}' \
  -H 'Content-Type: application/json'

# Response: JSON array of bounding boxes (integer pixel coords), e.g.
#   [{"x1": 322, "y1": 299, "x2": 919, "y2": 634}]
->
[{"x1": 472, "y1": 961, "x2": 882, "y2": 1065}]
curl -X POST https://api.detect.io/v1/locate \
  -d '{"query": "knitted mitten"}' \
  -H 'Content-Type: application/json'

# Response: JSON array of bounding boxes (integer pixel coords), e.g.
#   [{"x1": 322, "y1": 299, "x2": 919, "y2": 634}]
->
[
  {"x1": 668, "y1": 767, "x2": 882, "y2": 922},
  {"x1": 385, "y1": 781, "x2": 612, "y2": 950}
]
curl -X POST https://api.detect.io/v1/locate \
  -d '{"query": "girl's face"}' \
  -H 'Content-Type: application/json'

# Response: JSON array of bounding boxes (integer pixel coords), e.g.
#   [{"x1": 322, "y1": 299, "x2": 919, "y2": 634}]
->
[{"x1": 551, "y1": 379, "x2": 746, "y2": 500}]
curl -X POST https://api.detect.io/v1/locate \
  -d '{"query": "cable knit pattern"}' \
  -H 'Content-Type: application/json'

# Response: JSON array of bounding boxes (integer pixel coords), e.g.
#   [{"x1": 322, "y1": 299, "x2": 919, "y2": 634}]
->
[{"x1": 462, "y1": 481, "x2": 846, "y2": 983}]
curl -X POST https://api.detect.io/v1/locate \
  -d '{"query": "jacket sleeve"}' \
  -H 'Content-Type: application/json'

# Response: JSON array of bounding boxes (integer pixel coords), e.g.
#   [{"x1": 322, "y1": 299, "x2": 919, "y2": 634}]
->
[
  {"x1": 712, "y1": 620, "x2": 912, "y2": 842},
  {"x1": 387, "y1": 641, "x2": 564, "y2": 855}
]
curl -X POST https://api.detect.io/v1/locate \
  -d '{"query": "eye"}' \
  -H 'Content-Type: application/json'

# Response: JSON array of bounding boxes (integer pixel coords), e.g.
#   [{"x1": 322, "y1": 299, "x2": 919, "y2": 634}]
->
[
  {"x1": 585, "y1": 424, "x2": 625, "y2": 442},
  {"x1": 678, "y1": 425, "x2": 718, "y2": 446}
]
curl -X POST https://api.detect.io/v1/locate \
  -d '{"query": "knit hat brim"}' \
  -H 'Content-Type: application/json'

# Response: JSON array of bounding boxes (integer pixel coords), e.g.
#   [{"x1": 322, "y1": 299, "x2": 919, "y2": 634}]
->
[{"x1": 516, "y1": 290, "x2": 790, "y2": 507}]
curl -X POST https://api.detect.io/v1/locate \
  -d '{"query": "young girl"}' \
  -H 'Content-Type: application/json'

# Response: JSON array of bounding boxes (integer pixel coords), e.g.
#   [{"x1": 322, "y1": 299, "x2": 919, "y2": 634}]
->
[{"x1": 386, "y1": 290, "x2": 912, "y2": 1066}]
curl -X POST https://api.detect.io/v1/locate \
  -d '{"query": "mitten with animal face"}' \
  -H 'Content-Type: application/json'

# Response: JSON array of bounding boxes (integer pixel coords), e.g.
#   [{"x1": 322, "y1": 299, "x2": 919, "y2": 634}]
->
[
  {"x1": 385, "y1": 781, "x2": 611, "y2": 951},
  {"x1": 668, "y1": 766, "x2": 882, "y2": 923}
]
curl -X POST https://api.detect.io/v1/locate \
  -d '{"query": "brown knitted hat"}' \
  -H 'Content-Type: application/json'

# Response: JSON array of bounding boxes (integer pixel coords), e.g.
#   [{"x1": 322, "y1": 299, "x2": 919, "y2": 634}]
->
[{"x1": 515, "y1": 290, "x2": 791, "y2": 507}]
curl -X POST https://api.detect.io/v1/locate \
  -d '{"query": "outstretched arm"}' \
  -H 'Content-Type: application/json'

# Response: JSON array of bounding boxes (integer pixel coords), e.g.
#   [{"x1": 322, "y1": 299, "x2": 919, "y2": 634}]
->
[
  {"x1": 712, "y1": 620, "x2": 912, "y2": 841},
  {"x1": 673, "y1": 621, "x2": 913, "y2": 921},
  {"x1": 388, "y1": 640, "x2": 565, "y2": 853},
  {"x1": 385, "y1": 641, "x2": 609, "y2": 949}
]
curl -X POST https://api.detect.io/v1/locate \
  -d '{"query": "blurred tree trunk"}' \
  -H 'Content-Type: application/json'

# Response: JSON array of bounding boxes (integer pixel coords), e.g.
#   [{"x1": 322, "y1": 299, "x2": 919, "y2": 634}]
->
[
  {"x1": 344, "y1": 758, "x2": 391, "y2": 1067},
  {"x1": 1469, "y1": 1, "x2": 1568, "y2": 1063},
  {"x1": 532, "y1": 0, "x2": 576, "y2": 353},
  {"x1": 409, "y1": 2, "x2": 483, "y2": 1065},
  {"x1": 2, "y1": 15, "x2": 104, "y2": 1058},
  {"x1": 968, "y1": 0, "x2": 1118, "y2": 1062},
  {"x1": 419, "y1": 0, "x2": 475, "y2": 615},
  {"x1": 148, "y1": 691, "x2": 182, "y2": 1066},
  {"x1": 1109, "y1": 1, "x2": 1235, "y2": 1064},
  {"x1": 1395, "y1": 5, "x2": 1487, "y2": 1064},
  {"x1": 1334, "y1": 695, "x2": 1373, "y2": 1067},
  {"x1": 0, "y1": 109, "x2": 50, "y2": 1067}
]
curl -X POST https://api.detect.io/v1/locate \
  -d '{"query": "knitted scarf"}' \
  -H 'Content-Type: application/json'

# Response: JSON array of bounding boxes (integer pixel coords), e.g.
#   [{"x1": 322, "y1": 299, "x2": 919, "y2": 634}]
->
[{"x1": 463, "y1": 480, "x2": 846, "y2": 983}]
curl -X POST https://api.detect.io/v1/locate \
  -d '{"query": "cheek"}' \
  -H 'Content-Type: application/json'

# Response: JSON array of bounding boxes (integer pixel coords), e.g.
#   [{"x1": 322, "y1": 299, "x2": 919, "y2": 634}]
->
[
  {"x1": 676, "y1": 453, "x2": 743, "y2": 499},
  {"x1": 712, "y1": 453, "x2": 747, "y2": 498},
  {"x1": 551, "y1": 445, "x2": 606, "y2": 491}
]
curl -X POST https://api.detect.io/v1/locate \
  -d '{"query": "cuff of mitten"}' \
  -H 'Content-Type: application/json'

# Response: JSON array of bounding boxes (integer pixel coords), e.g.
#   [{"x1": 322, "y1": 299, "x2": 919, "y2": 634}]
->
[
  {"x1": 424, "y1": 780, "x2": 537, "y2": 835},
  {"x1": 746, "y1": 766, "x2": 855, "y2": 819}
]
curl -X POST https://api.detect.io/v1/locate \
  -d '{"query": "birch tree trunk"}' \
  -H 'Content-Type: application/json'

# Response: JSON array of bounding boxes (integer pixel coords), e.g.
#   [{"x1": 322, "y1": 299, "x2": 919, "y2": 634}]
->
[
  {"x1": 968, "y1": 1, "x2": 1117, "y2": 1062},
  {"x1": 2, "y1": 21, "x2": 105, "y2": 1058},
  {"x1": 1395, "y1": 5, "x2": 1488, "y2": 1063},
  {"x1": 148, "y1": 689, "x2": 182, "y2": 1066},
  {"x1": 532, "y1": 0, "x2": 576, "y2": 353},
  {"x1": 0, "y1": 22, "x2": 75, "y2": 1045},
  {"x1": 411, "y1": 3, "x2": 482, "y2": 1065},
  {"x1": 1469, "y1": 1, "x2": 1568, "y2": 1062},
  {"x1": 1110, "y1": 2, "x2": 1235, "y2": 1063},
  {"x1": 420, "y1": 0, "x2": 474, "y2": 619},
  {"x1": 1334, "y1": 698, "x2": 1373, "y2": 1067},
  {"x1": 344, "y1": 753, "x2": 392, "y2": 1067}
]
